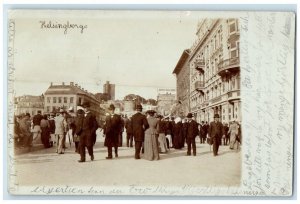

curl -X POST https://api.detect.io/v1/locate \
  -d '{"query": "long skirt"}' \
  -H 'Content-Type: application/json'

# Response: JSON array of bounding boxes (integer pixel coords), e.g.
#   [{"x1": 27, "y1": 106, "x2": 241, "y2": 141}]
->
[
  {"x1": 144, "y1": 133, "x2": 159, "y2": 161},
  {"x1": 41, "y1": 127, "x2": 50, "y2": 148},
  {"x1": 229, "y1": 133, "x2": 239, "y2": 150},
  {"x1": 157, "y1": 133, "x2": 168, "y2": 153}
]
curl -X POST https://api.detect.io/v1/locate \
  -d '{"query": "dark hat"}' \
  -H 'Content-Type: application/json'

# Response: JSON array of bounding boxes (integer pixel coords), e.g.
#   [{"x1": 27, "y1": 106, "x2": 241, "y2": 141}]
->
[
  {"x1": 187, "y1": 113, "x2": 193, "y2": 118},
  {"x1": 136, "y1": 104, "x2": 143, "y2": 111},
  {"x1": 214, "y1": 114, "x2": 220, "y2": 118},
  {"x1": 146, "y1": 110, "x2": 156, "y2": 114},
  {"x1": 25, "y1": 113, "x2": 31, "y2": 117},
  {"x1": 37, "y1": 110, "x2": 42, "y2": 114},
  {"x1": 156, "y1": 114, "x2": 163, "y2": 119},
  {"x1": 77, "y1": 109, "x2": 85, "y2": 114},
  {"x1": 82, "y1": 101, "x2": 90, "y2": 108},
  {"x1": 108, "y1": 104, "x2": 115, "y2": 110}
]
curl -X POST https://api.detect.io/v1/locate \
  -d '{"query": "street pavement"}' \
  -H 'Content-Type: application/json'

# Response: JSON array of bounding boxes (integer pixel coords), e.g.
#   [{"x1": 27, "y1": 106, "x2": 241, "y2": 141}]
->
[{"x1": 14, "y1": 131, "x2": 241, "y2": 188}]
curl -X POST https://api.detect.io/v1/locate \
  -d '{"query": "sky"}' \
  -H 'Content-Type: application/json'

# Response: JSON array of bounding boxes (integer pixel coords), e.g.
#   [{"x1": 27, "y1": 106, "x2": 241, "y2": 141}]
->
[{"x1": 11, "y1": 10, "x2": 202, "y2": 100}]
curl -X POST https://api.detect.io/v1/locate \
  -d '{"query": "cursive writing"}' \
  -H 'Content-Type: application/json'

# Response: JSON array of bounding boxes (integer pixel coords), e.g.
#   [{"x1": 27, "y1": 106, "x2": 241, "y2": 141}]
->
[{"x1": 39, "y1": 20, "x2": 87, "y2": 34}]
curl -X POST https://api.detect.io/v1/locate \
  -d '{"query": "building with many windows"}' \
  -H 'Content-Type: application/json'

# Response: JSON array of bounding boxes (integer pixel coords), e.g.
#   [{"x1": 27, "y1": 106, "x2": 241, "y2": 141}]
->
[
  {"x1": 188, "y1": 18, "x2": 240, "y2": 123},
  {"x1": 14, "y1": 95, "x2": 44, "y2": 116},
  {"x1": 44, "y1": 82, "x2": 102, "y2": 117},
  {"x1": 172, "y1": 49, "x2": 190, "y2": 117},
  {"x1": 157, "y1": 92, "x2": 176, "y2": 116}
]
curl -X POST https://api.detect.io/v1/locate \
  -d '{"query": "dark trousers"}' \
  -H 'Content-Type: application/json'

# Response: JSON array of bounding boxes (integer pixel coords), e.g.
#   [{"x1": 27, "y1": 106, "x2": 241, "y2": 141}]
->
[
  {"x1": 200, "y1": 136, "x2": 206, "y2": 144},
  {"x1": 135, "y1": 141, "x2": 142, "y2": 158},
  {"x1": 126, "y1": 133, "x2": 133, "y2": 147},
  {"x1": 213, "y1": 137, "x2": 220, "y2": 156},
  {"x1": 187, "y1": 137, "x2": 196, "y2": 155},
  {"x1": 107, "y1": 145, "x2": 118, "y2": 158},
  {"x1": 75, "y1": 142, "x2": 79, "y2": 153},
  {"x1": 118, "y1": 132, "x2": 123, "y2": 147},
  {"x1": 80, "y1": 145, "x2": 93, "y2": 161}
]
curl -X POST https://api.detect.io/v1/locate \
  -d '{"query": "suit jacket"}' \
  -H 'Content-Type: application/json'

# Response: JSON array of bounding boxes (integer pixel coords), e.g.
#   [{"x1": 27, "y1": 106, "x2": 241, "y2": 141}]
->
[
  {"x1": 104, "y1": 114, "x2": 122, "y2": 146},
  {"x1": 208, "y1": 121, "x2": 223, "y2": 139},
  {"x1": 81, "y1": 112, "x2": 98, "y2": 146},
  {"x1": 131, "y1": 112, "x2": 149, "y2": 142},
  {"x1": 125, "y1": 118, "x2": 133, "y2": 134},
  {"x1": 186, "y1": 119, "x2": 199, "y2": 139}
]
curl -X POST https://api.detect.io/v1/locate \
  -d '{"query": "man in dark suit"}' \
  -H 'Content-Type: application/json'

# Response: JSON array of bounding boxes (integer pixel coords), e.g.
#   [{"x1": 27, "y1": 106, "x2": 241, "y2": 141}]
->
[
  {"x1": 208, "y1": 114, "x2": 223, "y2": 156},
  {"x1": 104, "y1": 104, "x2": 122, "y2": 159},
  {"x1": 78, "y1": 101, "x2": 98, "y2": 163},
  {"x1": 131, "y1": 104, "x2": 149, "y2": 159},
  {"x1": 124, "y1": 116, "x2": 133, "y2": 147},
  {"x1": 186, "y1": 113, "x2": 199, "y2": 156}
]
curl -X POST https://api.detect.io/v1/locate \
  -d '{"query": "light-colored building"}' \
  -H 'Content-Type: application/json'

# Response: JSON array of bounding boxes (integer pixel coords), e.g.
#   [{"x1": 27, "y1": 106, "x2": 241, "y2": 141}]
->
[
  {"x1": 157, "y1": 92, "x2": 176, "y2": 116},
  {"x1": 172, "y1": 49, "x2": 190, "y2": 117},
  {"x1": 44, "y1": 82, "x2": 102, "y2": 118},
  {"x1": 14, "y1": 95, "x2": 44, "y2": 116},
  {"x1": 103, "y1": 81, "x2": 115, "y2": 101},
  {"x1": 189, "y1": 18, "x2": 240, "y2": 123}
]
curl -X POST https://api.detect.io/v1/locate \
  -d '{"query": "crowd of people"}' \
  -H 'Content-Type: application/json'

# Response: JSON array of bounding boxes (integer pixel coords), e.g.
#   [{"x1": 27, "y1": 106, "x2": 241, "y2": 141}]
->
[{"x1": 14, "y1": 102, "x2": 242, "y2": 162}]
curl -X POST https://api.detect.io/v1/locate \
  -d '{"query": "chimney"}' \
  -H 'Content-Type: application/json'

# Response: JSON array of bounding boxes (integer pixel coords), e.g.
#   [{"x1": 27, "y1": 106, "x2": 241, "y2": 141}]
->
[
  {"x1": 50, "y1": 82, "x2": 53, "y2": 86},
  {"x1": 70, "y1": 82, "x2": 74, "y2": 86},
  {"x1": 75, "y1": 84, "x2": 78, "y2": 86},
  {"x1": 62, "y1": 82, "x2": 65, "y2": 85}
]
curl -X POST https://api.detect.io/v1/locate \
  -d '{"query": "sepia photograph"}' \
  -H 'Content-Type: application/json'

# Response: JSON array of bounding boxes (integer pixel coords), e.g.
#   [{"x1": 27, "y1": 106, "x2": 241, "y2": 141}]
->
[{"x1": 6, "y1": 9, "x2": 295, "y2": 196}]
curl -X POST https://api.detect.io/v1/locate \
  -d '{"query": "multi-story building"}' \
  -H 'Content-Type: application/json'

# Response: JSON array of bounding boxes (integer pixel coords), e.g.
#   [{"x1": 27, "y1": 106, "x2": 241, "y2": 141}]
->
[
  {"x1": 14, "y1": 95, "x2": 44, "y2": 116},
  {"x1": 189, "y1": 18, "x2": 240, "y2": 123},
  {"x1": 44, "y1": 82, "x2": 102, "y2": 118},
  {"x1": 172, "y1": 49, "x2": 190, "y2": 117},
  {"x1": 157, "y1": 92, "x2": 176, "y2": 116},
  {"x1": 103, "y1": 81, "x2": 115, "y2": 100}
]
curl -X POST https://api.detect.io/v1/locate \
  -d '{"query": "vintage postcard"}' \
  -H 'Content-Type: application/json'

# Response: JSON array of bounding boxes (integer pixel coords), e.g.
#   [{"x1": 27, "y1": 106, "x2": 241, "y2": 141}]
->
[{"x1": 6, "y1": 10, "x2": 295, "y2": 196}]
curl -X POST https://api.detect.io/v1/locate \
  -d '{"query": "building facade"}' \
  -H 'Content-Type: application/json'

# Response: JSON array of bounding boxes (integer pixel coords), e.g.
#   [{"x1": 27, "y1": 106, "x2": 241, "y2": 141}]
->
[
  {"x1": 14, "y1": 95, "x2": 44, "y2": 116},
  {"x1": 44, "y1": 82, "x2": 102, "y2": 119},
  {"x1": 157, "y1": 92, "x2": 176, "y2": 116},
  {"x1": 172, "y1": 49, "x2": 190, "y2": 117},
  {"x1": 103, "y1": 81, "x2": 115, "y2": 100},
  {"x1": 189, "y1": 18, "x2": 241, "y2": 123}
]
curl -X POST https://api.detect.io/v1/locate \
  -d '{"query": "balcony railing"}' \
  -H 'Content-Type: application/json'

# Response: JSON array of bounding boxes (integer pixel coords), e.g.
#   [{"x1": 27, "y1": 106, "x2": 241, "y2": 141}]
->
[
  {"x1": 217, "y1": 57, "x2": 240, "y2": 76},
  {"x1": 195, "y1": 59, "x2": 205, "y2": 73},
  {"x1": 211, "y1": 96, "x2": 222, "y2": 104},
  {"x1": 194, "y1": 81, "x2": 205, "y2": 92}
]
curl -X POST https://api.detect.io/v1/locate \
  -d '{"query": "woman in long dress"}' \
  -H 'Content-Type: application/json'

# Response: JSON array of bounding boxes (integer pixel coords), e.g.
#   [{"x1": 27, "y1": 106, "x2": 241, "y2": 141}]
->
[
  {"x1": 144, "y1": 110, "x2": 159, "y2": 161},
  {"x1": 228, "y1": 121, "x2": 240, "y2": 150},
  {"x1": 173, "y1": 117, "x2": 183, "y2": 149},
  {"x1": 40, "y1": 114, "x2": 50, "y2": 148},
  {"x1": 157, "y1": 115, "x2": 168, "y2": 153}
]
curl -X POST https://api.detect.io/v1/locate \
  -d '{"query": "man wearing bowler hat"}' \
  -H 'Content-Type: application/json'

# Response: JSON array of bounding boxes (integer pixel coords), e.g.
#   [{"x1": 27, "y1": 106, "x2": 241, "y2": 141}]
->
[
  {"x1": 131, "y1": 104, "x2": 149, "y2": 159},
  {"x1": 186, "y1": 113, "x2": 199, "y2": 156},
  {"x1": 78, "y1": 101, "x2": 98, "y2": 162},
  {"x1": 208, "y1": 114, "x2": 223, "y2": 156},
  {"x1": 104, "y1": 104, "x2": 122, "y2": 159}
]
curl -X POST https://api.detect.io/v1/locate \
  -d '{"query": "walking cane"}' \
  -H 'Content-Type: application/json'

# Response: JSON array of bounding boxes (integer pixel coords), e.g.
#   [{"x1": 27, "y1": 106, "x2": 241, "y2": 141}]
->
[{"x1": 67, "y1": 130, "x2": 72, "y2": 148}]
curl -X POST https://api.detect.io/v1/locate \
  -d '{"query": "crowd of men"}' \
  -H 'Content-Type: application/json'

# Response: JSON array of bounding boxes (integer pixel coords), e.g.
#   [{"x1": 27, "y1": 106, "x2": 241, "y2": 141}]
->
[{"x1": 14, "y1": 102, "x2": 242, "y2": 161}]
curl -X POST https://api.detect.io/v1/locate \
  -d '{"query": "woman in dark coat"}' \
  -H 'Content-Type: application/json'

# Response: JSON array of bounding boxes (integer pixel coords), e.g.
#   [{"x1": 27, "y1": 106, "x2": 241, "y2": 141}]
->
[
  {"x1": 40, "y1": 114, "x2": 50, "y2": 148},
  {"x1": 173, "y1": 117, "x2": 183, "y2": 149}
]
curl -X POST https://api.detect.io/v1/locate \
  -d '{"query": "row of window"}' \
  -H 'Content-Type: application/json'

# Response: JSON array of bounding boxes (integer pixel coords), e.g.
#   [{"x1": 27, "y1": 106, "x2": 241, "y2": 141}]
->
[
  {"x1": 47, "y1": 97, "x2": 74, "y2": 104},
  {"x1": 190, "y1": 76, "x2": 240, "y2": 107}
]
